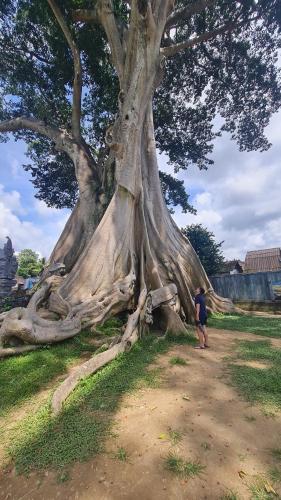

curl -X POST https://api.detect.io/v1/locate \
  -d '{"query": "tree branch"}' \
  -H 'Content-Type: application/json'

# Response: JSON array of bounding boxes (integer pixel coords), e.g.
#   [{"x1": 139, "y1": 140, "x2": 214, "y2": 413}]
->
[
  {"x1": 73, "y1": 2, "x2": 124, "y2": 82},
  {"x1": 166, "y1": 0, "x2": 216, "y2": 30},
  {"x1": 47, "y1": 0, "x2": 82, "y2": 141},
  {"x1": 161, "y1": 21, "x2": 237, "y2": 57},
  {"x1": 72, "y1": 9, "x2": 99, "y2": 24},
  {"x1": 0, "y1": 117, "x2": 73, "y2": 149}
]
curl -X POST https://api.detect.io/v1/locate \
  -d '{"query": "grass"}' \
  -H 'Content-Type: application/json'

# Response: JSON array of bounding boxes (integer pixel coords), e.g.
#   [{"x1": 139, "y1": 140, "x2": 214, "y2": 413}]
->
[
  {"x1": 3, "y1": 331, "x2": 195, "y2": 474},
  {"x1": 56, "y1": 470, "x2": 71, "y2": 483},
  {"x1": 0, "y1": 329, "x2": 97, "y2": 416},
  {"x1": 229, "y1": 340, "x2": 281, "y2": 412},
  {"x1": 164, "y1": 451, "x2": 205, "y2": 479},
  {"x1": 244, "y1": 415, "x2": 256, "y2": 422},
  {"x1": 269, "y1": 467, "x2": 281, "y2": 483},
  {"x1": 248, "y1": 476, "x2": 277, "y2": 500},
  {"x1": 220, "y1": 492, "x2": 239, "y2": 500},
  {"x1": 114, "y1": 447, "x2": 128, "y2": 462},
  {"x1": 201, "y1": 441, "x2": 211, "y2": 451},
  {"x1": 168, "y1": 429, "x2": 183, "y2": 445},
  {"x1": 169, "y1": 355, "x2": 188, "y2": 366},
  {"x1": 271, "y1": 449, "x2": 281, "y2": 462},
  {"x1": 209, "y1": 313, "x2": 281, "y2": 339}
]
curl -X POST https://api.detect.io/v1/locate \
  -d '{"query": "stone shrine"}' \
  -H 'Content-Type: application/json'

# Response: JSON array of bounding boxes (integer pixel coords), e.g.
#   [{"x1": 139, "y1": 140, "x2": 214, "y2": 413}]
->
[{"x1": 0, "y1": 237, "x2": 18, "y2": 298}]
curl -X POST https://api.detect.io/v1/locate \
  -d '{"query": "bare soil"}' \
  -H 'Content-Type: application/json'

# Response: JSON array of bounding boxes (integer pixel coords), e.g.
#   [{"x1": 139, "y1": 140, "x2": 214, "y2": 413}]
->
[{"x1": 1, "y1": 328, "x2": 281, "y2": 500}]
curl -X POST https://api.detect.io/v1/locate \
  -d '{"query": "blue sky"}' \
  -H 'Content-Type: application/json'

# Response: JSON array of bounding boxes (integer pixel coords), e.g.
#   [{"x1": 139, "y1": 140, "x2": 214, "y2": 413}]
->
[
  {"x1": 0, "y1": 108, "x2": 281, "y2": 261},
  {"x1": 0, "y1": 138, "x2": 69, "y2": 257}
]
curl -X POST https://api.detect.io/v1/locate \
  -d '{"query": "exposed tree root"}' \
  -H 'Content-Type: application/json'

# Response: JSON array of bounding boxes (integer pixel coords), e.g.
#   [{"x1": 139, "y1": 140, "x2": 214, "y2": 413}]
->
[
  {"x1": 0, "y1": 277, "x2": 81, "y2": 352},
  {"x1": 0, "y1": 345, "x2": 41, "y2": 358}
]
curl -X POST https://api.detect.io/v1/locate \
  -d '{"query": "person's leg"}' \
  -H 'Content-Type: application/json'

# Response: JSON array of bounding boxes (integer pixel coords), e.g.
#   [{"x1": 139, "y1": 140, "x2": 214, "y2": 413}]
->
[
  {"x1": 202, "y1": 325, "x2": 209, "y2": 347},
  {"x1": 195, "y1": 325, "x2": 205, "y2": 348}
]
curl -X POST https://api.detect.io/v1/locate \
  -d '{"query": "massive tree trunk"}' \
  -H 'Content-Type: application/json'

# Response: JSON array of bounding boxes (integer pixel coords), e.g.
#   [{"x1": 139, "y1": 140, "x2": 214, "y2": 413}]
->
[{"x1": 0, "y1": 1, "x2": 233, "y2": 409}]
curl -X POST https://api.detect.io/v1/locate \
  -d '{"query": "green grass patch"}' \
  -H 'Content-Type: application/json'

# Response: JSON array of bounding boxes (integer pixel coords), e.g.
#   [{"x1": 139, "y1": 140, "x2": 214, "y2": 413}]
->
[
  {"x1": 271, "y1": 449, "x2": 281, "y2": 462},
  {"x1": 0, "y1": 330, "x2": 97, "y2": 416},
  {"x1": 209, "y1": 313, "x2": 281, "y2": 339},
  {"x1": 220, "y1": 491, "x2": 239, "y2": 500},
  {"x1": 169, "y1": 356, "x2": 188, "y2": 366},
  {"x1": 114, "y1": 447, "x2": 128, "y2": 462},
  {"x1": 5, "y1": 333, "x2": 195, "y2": 473},
  {"x1": 164, "y1": 451, "x2": 205, "y2": 478},
  {"x1": 229, "y1": 340, "x2": 281, "y2": 412},
  {"x1": 269, "y1": 466, "x2": 281, "y2": 483},
  {"x1": 248, "y1": 476, "x2": 277, "y2": 500},
  {"x1": 168, "y1": 429, "x2": 183, "y2": 445}
]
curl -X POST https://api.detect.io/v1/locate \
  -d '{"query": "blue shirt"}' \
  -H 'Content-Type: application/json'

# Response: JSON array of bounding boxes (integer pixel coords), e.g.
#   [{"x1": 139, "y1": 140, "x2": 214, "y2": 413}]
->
[{"x1": 195, "y1": 294, "x2": 207, "y2": 321}]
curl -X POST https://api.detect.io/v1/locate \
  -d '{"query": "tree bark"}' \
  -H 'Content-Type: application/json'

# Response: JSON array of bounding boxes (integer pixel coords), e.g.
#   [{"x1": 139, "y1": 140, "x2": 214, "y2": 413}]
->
[{"x1": 0, "y1": 4, "x2": 234, "y2": 413}]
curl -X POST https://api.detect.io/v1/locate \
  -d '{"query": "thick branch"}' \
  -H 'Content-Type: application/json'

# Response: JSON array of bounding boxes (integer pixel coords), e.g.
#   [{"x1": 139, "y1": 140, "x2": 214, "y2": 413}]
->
[
  {"x1": 47, "y1": 0, "x2": 82, "y2": 141},
  {"x1": 161, "y1": 21, "x2": 236, "y2": 57},
  {"x1": 72, "y1": 9, "x2": 99, "y2": 23},
  {"x1": 73, "y1": 2, "x2": 124, "y2": 82},
  {"x1": 166, "y1": 0, "x2": 215, "y2": 30},
  {"x1": 0, "y1": 117, "x2": 71, "y2": 148}
]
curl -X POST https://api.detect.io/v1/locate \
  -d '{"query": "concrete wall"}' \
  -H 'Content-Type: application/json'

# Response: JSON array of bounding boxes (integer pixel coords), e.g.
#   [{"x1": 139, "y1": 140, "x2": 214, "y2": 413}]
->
[{"x1": 210, "y1": 270, "x2": 281, "y2": 301}]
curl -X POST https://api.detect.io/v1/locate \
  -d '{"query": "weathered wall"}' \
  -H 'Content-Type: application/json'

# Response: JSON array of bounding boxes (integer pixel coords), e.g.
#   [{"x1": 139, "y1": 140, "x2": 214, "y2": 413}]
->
[{"x1": 210, "y1": 271, "x2": 281, "y2": 301}]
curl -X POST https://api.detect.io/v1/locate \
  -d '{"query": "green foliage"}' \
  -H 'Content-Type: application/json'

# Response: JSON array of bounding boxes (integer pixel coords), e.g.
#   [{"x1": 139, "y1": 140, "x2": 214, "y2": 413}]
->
[
  {"x1": 0, "y1": 297, "x2": 13, "y2": 312},
  {"x1": 159, "y1": 171, "x2": 195, "y2": 214},
  {"x1": 164, "y1": 452, "x2": 205, "y2": 478},
  {"x1": 1, "y1": 1, "x2": 281, "y2": 208},
  {"x1": 17, "y1": 248, "x2": 44, "y2": 278},
  {"x1": 209, "y1": 313, "x2": 281, "y2": 339},
  {"x1": 181, "y1": 224, "x2": 225, "y2": 276},
  {"x1": 229, "y1": 340, "x2": 281, "y2": 412}
]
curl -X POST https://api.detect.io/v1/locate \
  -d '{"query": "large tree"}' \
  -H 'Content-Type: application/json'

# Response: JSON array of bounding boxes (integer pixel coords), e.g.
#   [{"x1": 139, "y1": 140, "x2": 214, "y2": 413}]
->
[
  {"x1": 0, "y1": 0, "x2": 280, "y2": 410},
  {"x1": 17, "y1": 249, "x2": 44, "y2": 278}
]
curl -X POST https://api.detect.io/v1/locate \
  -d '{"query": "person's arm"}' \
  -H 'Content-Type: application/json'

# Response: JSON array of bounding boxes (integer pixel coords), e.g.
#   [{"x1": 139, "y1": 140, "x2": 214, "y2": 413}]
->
[{"x1": 196, "y1": 303, "x2": 200, "y2": 322}]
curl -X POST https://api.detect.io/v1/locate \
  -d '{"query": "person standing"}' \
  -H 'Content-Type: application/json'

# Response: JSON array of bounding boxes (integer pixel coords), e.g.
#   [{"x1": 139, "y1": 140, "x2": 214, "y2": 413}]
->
[{"x1": 194, "y1": 287, "x2": 209, "y2": 349}]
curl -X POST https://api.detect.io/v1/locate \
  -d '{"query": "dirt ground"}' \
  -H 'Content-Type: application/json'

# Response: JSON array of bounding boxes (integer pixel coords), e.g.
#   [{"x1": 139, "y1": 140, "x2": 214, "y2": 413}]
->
[{"x1": 1, "y1": 328, "x2": 281, "y2": 500}]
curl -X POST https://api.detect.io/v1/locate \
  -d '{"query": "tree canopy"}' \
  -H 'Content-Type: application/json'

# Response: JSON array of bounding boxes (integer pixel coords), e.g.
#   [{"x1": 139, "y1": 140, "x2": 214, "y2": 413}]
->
[
  {"x1": 0, "y1": 0, "x2": 280, "y2": 210},
  {"x1": 17, "y1": 249, "x2": 44, "y2": 278},
  {"x1": 182, "y1": 224, "x2": 224, "y2": 275}
]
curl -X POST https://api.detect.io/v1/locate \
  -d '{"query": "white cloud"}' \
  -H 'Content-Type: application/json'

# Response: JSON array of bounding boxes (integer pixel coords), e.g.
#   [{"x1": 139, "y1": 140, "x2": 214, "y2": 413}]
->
[
  {"x1": 0, "y1": 184, "x2": 27, "y2": 215},
  {"x1": 34, "y1": 199, "x2": 61, "y2": 217},
  {"x1": 165, "y1": 109, "x2": 281, "y2": 261},
  {"x1": 0, "y1": 185, "x2": 68, "y2": 258}
]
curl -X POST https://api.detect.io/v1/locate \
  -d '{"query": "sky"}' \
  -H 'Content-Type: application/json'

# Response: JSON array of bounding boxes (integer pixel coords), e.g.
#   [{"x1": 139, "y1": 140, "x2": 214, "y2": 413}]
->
[{"x1": 0, "y1": 109, "x2": 281, "y2": 261}]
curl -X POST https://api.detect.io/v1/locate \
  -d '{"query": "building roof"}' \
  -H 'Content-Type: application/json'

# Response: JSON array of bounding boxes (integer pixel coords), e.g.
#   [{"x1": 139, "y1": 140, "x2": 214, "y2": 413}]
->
[
  {"x1": 244, "y1": 247, "x2": 281, "y2": 273},
  {"x1": 219, "y1": 260, "x2": 245, "y2": 274}
]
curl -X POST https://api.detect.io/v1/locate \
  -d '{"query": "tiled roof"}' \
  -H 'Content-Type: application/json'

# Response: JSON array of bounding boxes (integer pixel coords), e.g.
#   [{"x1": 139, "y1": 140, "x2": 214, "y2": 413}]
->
[{"x1": 244, "y1": 247, "x2": 281, "y2": 273}]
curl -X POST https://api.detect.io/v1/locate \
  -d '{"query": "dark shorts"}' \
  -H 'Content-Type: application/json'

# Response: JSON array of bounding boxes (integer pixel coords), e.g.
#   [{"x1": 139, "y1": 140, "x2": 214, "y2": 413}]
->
[{"x1": 196, "y1": 317, "x2": 207, "y2": 327}]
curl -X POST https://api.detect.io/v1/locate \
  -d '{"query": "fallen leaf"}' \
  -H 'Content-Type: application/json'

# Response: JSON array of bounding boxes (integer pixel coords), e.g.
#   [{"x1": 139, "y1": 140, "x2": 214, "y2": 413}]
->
[
  {"x1": 264, "y1": 481, "x2": 277, "y2": 495},
  {"x1": 158, "y1": 433, "x2": 169, "y2": 440},
  {"x1": 238, "y1": 470, "x2": 247, "y2": 479}
]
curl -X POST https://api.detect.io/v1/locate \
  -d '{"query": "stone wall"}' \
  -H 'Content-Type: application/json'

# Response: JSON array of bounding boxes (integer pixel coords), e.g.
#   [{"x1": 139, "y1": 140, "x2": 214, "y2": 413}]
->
[{"x1": 210, "y1": 270, "x2": 281, "y2": 301}]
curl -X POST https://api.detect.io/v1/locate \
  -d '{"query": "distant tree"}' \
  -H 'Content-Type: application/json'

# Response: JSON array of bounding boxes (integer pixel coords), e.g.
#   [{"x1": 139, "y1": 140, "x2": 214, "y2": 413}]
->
[
  {"x1": 17, "y1": 249, "x2": 44, "y2": 278},
  {"x1": 181, "y1": 224, "x2": 224, "y2": 276}
]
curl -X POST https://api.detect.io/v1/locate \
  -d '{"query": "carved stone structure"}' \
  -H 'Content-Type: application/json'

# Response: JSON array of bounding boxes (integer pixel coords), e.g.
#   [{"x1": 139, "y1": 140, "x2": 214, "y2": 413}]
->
[{"x1": 0, "y1": 237, "x2": 18, "y2": 298}]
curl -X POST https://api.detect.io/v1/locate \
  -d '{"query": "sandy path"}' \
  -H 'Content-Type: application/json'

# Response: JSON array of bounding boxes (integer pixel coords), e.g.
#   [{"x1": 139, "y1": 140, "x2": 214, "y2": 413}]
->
[{"x1": 1, "y1": 328, "x2": 281, "y2": 500}]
